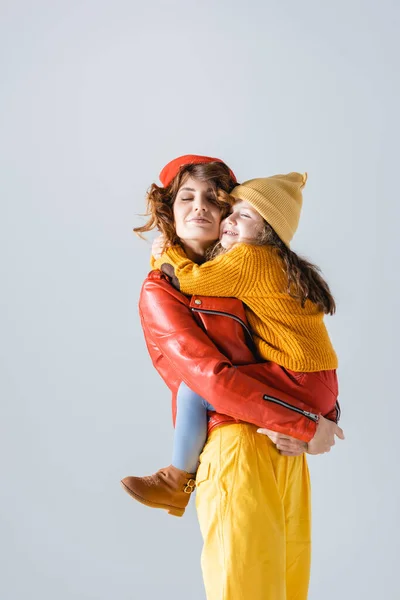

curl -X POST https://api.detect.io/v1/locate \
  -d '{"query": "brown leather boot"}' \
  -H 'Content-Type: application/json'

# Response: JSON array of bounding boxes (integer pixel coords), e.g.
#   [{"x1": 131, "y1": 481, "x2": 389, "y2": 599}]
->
[{"x1": 120, "y1": 465, "x2": 196, "y2": 517}]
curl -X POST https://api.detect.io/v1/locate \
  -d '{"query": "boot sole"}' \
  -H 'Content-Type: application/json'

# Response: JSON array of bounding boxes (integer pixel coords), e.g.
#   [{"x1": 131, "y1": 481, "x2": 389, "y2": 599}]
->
[{"x1": 120, "y1": 481, "x2": 185, "y2": 517}]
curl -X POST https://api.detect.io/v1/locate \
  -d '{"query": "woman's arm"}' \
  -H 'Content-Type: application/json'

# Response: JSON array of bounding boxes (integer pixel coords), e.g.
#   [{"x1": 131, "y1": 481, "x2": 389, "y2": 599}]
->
[{"x1": 139, "y1": 274, "x2": 318, "y2": 443}]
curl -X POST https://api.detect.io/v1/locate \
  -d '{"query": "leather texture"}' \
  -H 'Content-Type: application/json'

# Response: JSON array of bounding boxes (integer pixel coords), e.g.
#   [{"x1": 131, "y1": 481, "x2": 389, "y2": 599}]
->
[
  {"x1": 121, "y1": 465, "x2": 196, "y2": 517},
  {"x1": 138, "y1": 270, "x2": 339, "y2": 443}
]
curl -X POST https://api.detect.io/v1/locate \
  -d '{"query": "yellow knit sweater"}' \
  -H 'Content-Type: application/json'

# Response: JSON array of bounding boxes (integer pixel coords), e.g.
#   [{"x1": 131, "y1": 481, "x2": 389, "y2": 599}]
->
[{"x1": 153, "y1": 244, "x2": 338, "y2": 372}]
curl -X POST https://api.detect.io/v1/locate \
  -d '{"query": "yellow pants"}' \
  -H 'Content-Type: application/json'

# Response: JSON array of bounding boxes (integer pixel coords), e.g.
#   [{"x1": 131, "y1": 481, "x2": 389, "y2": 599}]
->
[{"x1": 195, "y1": 424, "x2": 311, "y2": 600}]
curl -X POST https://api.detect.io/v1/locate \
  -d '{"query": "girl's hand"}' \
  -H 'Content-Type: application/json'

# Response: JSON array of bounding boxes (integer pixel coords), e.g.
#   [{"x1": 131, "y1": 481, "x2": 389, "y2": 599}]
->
[
  {"x1": 257, "y1": 428, "x2": 308, "y2": 456},
  {"x1": 152, "y1": 234, "x2": 168, "y2": 259}
]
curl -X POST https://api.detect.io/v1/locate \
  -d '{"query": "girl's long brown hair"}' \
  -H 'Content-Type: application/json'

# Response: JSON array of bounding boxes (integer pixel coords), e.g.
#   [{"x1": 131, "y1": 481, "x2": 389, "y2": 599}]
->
[
  {"x1": 134, "y1": 162, "x2": 236, "y2": 246},
  {"x1": 258, "y1": 222, "x2": 336, "y2": 315}
]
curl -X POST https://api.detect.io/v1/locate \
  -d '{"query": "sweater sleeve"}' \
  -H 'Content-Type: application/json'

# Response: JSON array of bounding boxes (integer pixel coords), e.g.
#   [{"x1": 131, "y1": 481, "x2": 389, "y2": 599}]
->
[{"x1": 152, "y1": 244, "x2": 255, "y2": 297}]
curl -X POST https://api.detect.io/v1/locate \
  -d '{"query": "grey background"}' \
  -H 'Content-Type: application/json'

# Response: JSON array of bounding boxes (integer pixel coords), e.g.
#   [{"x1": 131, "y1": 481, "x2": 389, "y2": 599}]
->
[{"x1": 1, "y1": 0, "x2": 399, "y2": 598}]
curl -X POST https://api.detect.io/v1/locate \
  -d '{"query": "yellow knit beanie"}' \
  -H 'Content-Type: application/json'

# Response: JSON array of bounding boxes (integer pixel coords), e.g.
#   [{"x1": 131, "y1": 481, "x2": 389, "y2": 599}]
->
[{"x1": 230, "y1": 172, "x2": 307, "y2": 247}]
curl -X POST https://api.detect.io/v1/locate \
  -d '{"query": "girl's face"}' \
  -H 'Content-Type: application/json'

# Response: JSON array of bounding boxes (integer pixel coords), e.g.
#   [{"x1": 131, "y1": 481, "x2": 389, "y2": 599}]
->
[
  {"x1": 173, "y1": 176, "x2": 222, "y2": 248},
  {"x1": 220, "y1": 200, "x2": 265, "y2": 250}
]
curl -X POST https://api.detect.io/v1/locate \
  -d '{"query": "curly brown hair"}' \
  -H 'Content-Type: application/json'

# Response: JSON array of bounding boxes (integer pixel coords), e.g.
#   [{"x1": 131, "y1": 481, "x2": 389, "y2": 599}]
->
[
  {"x1": 257, "y1": 223, "x2": 336, "y2": 315},
  {"x1": 133, "y1": 162, "x2": 236, "y2": 246}
]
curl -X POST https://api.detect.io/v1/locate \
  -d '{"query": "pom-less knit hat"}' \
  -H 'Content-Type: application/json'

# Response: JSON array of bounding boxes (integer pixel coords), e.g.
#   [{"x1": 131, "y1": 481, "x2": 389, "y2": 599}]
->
[
  {"x1": 159, "y1": 154, "x2": 237, "y2": 188},
  {"x1": 230, "y1": 172, "x2": 307, "y2": 247}
]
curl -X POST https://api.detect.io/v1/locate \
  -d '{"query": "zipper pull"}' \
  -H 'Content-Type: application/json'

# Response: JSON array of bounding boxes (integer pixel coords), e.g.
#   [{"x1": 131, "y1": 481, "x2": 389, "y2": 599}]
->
[{"x1": 303, "y1": 411, "x2": 319, "y2": 422}]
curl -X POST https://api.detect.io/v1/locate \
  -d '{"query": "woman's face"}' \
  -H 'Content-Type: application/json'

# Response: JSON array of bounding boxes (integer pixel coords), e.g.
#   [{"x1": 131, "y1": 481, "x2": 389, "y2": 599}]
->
[
  {"x1": 220, "y1": 200, "x2": 265, "y2": 250},
  {"x1": 173, "y1": 176, "x2": 222, "y2": 248}
]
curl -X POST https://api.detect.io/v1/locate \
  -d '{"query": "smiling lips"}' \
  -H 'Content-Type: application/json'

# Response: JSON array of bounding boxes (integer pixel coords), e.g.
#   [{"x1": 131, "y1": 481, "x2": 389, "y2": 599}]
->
[{"x1": 222, "y1": 229, "x2": 238, "y2": 236}]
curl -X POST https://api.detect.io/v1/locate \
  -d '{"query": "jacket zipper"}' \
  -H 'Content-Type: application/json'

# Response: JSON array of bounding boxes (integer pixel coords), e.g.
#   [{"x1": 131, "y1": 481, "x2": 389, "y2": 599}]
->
[
  {"x1": 193, "y1": 306, "x2": 320, "y2": 424},
  {"x1": 191, "y1": 307, "x2": 257, "y2": 354},
  {"x1": 335, "y1": 399, "x2": 341, "y2": 423},
  {"x1": 263, "y1": 394, "x2": 320, "y2": 422}
]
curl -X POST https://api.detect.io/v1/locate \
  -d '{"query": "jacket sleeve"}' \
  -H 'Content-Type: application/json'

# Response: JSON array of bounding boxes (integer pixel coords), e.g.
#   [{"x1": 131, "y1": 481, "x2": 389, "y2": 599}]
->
[{"x1": 139, "y1": 277, "x2": 318, "y2": 443}]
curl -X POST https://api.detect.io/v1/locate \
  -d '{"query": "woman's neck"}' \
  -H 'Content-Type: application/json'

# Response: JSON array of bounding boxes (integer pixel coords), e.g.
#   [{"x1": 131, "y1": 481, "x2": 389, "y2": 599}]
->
[{"x1": 181, "y1": 240, "x2": 210, "y2": 264}]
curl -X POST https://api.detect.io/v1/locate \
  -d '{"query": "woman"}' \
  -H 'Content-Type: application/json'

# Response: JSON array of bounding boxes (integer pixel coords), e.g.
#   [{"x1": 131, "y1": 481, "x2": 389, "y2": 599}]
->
[{"x1": 124, "y1": 155, "x2": 343, "y2": 600}]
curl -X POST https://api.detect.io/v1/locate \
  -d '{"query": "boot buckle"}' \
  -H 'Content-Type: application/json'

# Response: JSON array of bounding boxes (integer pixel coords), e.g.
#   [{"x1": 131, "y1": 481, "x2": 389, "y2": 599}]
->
[{"x1": 183, "y1": 478, "x2": 196, "y2": 494}]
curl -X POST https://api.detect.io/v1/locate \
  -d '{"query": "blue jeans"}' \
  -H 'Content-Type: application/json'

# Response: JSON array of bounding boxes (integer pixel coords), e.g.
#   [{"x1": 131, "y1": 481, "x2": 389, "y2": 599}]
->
[{"x1": 172, "y1": 382, "x2": 215, "y2": 473}]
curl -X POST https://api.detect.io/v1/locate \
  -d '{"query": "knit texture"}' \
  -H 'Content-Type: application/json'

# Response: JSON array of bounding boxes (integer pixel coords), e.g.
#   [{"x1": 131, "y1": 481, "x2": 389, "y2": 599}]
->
[
  {"x1": 230, "y1": 172, "x2": 307, "y2": 247},
  {"x1": 153, "y1": 244, "x2": 338, "y2": 372}
]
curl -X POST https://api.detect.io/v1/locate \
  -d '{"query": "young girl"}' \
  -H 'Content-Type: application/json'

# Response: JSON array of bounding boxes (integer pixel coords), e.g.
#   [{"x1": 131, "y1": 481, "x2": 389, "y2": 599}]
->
[{"x1": 122, "y1": 171, "x2": 340, "y2": 516}]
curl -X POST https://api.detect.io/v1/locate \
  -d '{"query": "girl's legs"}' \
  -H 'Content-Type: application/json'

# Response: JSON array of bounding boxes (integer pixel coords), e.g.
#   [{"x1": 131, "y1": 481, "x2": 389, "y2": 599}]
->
[
  {"x1": 120, "y1": 382, "x2": 215, "y2": 516},
  {"x1": 196, "y1": 423, "x2": 311, "y2": 600},
  {"x1": 172, "y1": 382, "x2": 215, "y2": 474}
]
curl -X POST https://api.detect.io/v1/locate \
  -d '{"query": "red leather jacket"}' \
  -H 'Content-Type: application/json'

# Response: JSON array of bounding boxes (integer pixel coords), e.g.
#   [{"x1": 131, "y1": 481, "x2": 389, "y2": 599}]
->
[{"x1": 139, "y1": 271, "x2": 340, "y2": 443}]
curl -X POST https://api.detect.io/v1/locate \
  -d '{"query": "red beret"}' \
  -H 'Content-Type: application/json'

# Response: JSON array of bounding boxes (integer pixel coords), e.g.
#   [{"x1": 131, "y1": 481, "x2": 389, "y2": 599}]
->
[{"x1": 159, "y1": 154, "x2": 237, "y2": 188}]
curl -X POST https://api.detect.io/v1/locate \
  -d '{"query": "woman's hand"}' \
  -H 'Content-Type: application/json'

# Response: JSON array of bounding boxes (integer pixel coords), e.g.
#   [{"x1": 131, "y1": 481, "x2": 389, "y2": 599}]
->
[
  {"x1": 152, "y1": 234, "x2": 168, "y2": 259},
  {"x1": 307, "y1": 415, "x2": 345, "y2": 455},
  {"x1": 257, "y1": 428, "x2": 308, "y2": 456}
]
